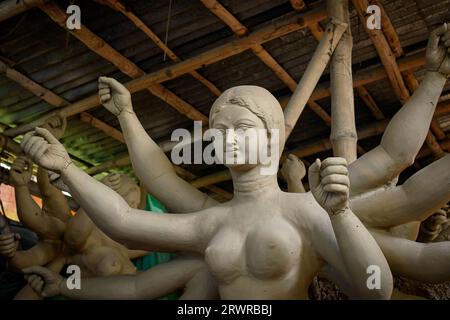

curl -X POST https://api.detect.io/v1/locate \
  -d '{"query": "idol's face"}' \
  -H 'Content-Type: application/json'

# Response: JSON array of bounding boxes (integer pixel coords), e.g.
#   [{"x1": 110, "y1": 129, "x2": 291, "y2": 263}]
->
[{"x1": 211, "y1": 104, "x2": 270, "y2": 170}]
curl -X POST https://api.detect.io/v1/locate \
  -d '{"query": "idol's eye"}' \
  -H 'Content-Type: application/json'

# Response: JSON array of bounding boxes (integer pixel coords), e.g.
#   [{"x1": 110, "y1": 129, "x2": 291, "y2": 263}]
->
[
  {"x1": 234, "y1": 120, "x2": 256, "y2": 130},
  {"x1": 236, "y1": 124, "x2": 252, "y2": 131},
  {"x1": 214, "y1": 127, "x2": 226, "y2": 135}
]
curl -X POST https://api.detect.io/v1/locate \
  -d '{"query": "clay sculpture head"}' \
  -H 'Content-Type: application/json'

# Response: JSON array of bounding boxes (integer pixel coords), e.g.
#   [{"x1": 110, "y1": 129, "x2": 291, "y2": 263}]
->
[{"x1": 209, "y1": 86, "x2": 284, "y2": 175}]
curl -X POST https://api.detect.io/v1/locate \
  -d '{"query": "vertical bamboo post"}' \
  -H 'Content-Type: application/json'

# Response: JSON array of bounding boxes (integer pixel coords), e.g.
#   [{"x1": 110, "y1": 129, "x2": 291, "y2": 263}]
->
[
  {"x1": 284, "y1": 19, "x2": 347, "y2": 139},
  {"x1": 328, "y1": 0, "x2": 358, "y2": 163}
]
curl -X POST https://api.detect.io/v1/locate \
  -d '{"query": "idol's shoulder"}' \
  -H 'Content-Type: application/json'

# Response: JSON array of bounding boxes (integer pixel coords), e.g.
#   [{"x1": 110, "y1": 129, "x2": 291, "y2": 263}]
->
[{"x1": 279, "y1": 191, "x2": 328, "y2": 227}]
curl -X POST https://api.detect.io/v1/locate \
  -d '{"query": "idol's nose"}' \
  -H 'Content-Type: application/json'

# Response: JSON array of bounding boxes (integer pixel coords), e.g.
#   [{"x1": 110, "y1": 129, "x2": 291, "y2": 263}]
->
[{"x1": 225, "y1": 129, "x2": 237, "y2": 149}]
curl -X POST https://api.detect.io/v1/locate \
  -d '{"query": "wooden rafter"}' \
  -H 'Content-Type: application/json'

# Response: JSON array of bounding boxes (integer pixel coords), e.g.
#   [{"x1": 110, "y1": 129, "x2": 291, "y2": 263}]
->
[
  {"x1": 200, "y1": 0, "x2": 332, "y2": 124},
  {"x1": 97, "y1": 0, "x2": 221, "y2": 97},
  {"x1": 0, "y1": 32, "x2": 229, "y2": 200},
  {"x1": 352, "y1": 0, "x2": 410, "y2": 103},
  {"x1": 0, "y1": 0, "x2": 46, "y2": 22},
  {"x1": 0, "y1": 57, "x2": 125, "y2": 143},
  {"x1": 352, "y1": 0, "x2": 445, "y2": 157},
  {"x1": 3, "y1": 4, "x2": 328, "y2": 137},
  {"x1": 291, "y1": 1, "x2": 384, "y2": 122},
  {"x1": 4, "y1": 45, "x2": 433, "y2": 140},
  {"x1": 40, "y1": 2, "x2": 208, "y2": 124}
]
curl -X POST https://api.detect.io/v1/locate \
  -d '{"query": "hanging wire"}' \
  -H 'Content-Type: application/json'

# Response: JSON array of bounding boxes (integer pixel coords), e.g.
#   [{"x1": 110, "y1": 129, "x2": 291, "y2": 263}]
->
[{"x1": 163, "y1": 0, "x2": 174, "y2": 62}]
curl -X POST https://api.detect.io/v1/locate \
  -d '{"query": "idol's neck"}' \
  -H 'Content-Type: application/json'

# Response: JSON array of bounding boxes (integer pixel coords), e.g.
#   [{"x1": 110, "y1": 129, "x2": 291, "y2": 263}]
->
[{"x1": 230, "y1": 165, "x2": 280, "y2": 200}]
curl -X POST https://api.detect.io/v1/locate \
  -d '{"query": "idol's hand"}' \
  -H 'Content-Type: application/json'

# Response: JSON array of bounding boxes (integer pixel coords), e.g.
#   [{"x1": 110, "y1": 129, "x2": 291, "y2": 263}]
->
[
  {"x1": 98, "y1": 76, "x2": 133, "y2": 116},
  {"x1": 21, "y1": 128, "x2": 72, "y2": 174},
  {"x1": 309, "y1": 157, "x2": 349, "y2": 216}
]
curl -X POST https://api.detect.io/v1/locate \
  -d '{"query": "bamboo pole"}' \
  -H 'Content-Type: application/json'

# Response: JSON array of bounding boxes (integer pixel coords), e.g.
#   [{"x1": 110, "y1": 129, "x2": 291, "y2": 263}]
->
[
  {"x1": 328, "y1": 0, "x2": 358, "y2": 163},
  {"x1": 284, "y1": 18, "x2": 348, "y2": 139},
  {"x1": 292, "y1": 1, "x2": 373, "y2": 153}
]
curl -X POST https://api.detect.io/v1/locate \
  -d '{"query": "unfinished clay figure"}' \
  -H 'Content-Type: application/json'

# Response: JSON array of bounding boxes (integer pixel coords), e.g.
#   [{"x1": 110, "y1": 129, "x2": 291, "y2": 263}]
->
[
  {"x1": 0, "y1": 116, "x2": 70, "y2": 299},
  {"x1": 91, "y1": 23, "x2": 450, "y2": 286},
  {"x1": 280, "y1": 154, "x2": 306, "y2": 193},
  {"x1": 0, "y1": 118, "x2": 151, "y2": 298},
  {"x1": 21, "y1": 78, "x2": 394, "y2": 299}
]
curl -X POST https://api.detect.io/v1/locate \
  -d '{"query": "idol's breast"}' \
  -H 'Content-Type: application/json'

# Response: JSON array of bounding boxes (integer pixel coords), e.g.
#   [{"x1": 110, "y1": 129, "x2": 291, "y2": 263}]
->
[{"x1": 205, "y1": 216, "x2": 301, "y2": 286}]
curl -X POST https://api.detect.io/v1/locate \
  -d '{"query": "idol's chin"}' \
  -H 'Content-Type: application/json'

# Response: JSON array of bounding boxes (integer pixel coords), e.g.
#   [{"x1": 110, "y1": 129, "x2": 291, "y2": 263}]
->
[{"x1": 224, "y1": 162, "x2": 259, "y2": 172}]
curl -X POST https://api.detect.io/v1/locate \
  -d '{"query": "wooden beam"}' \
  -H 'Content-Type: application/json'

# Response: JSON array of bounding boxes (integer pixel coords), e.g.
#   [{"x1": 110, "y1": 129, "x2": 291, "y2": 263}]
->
[
  {"x1": 0, "y1": 0, "x2": 46, "y2": 22},
  {"x1": 352, "y1": 0, "x2": 445, "y2": 157},
  {"x1": 5, "y1": 5, "x2": 328, "y2": 137},
  {"x1": 290, "y1": 0, "x2": 307, "y2": 11},
  {"x1": 0, "y1": 59, "x2": 66, "y2": 107},
  {"x1": 3, "y1": 48, "x2": 428, "y2": 139},
  {"x1": 79, "y1": 112, "x2": 125, "y2": 144},
  {"x1": 352, "y1": 0, "x2": 410, "y2": 103},
  {"x1": 436, "y1": 100, "x2": 450, "y2": 117},
  {"x1": 200, "y1": 0, "x2": 334, "y2": 125},
  {"x1": 40, "y1": 2, "x2": 208, "y2": 124},
  {"x1": 0, "y1": 32, "x2": 228, "y2": 199},
  {"x1": 370, "y1": 0, "x2": 403, "y2": 57},
  {"x1": 0, "y1": 56, "x2": 132, "y2": 145},
  {"x1": 85, "y1": 155, "x2": 130, "y2": 175},
  {"x1": 98, "y1": 0, "x2": 221, "y2": 97},
  {"x1": 355, "y1": 86, "x2": 385, "y2": 120},
  {"x1": 200, "y1": 0, "x2": 248, "y2": 36}
]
